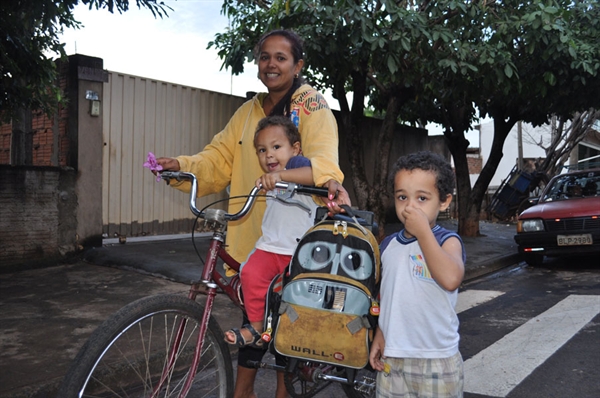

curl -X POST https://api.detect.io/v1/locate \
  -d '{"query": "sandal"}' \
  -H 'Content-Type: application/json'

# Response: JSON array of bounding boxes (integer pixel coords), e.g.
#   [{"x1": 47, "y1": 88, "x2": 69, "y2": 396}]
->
[{"x1": 224, "y1": 324, "x2": 264, "y2": 348}]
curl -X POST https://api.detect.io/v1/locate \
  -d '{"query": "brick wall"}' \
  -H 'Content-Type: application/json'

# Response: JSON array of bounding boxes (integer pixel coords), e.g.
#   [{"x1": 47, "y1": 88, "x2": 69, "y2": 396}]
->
[
  {"x1": 467, "y1": 156, "x2": 482, "y2": 174},
  {"x1": 0, "y1": 60, "x2": 70, "y2": 167},
  {"x1": 0, "y1": 123, "x2": 10, "y2": 164}
]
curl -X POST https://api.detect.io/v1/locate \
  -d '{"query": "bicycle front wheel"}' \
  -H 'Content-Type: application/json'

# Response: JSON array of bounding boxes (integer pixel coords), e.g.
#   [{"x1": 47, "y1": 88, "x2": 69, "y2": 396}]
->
[{"x1": 58, "y1": 294, "x2": 234, "y2": 398}]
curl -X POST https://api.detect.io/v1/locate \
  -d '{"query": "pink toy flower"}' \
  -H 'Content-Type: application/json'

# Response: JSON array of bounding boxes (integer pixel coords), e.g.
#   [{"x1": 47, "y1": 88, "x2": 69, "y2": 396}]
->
[{"x1": 143, "y1": 152, "x2": 163, "y2": 182}]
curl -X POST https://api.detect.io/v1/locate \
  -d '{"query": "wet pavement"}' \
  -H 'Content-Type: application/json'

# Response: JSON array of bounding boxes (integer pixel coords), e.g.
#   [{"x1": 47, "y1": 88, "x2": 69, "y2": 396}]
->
[{"x1": 0, "y1": 219, "x2": 521, "y2": 397}]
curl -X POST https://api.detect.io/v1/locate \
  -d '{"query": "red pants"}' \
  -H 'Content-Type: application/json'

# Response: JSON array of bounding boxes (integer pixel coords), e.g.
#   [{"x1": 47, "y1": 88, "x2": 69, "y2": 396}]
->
[{"x1": 240, "y1": 248, "x2": 291, "y2": 322}]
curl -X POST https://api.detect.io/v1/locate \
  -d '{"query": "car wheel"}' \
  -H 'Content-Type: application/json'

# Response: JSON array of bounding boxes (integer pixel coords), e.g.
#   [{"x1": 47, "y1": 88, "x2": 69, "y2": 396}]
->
[{"x1": 524, "y1": 253, "x2": 544, "y2": 267}]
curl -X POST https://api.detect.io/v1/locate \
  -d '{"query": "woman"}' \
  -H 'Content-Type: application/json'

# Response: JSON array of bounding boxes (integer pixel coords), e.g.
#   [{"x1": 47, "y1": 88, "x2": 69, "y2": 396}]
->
[
  {"x1": 157, "y1": 29, "x2": 347, "y2": 266},
  {"x1": 155, "y1": 29, "x2": 350, "y2": 398}
]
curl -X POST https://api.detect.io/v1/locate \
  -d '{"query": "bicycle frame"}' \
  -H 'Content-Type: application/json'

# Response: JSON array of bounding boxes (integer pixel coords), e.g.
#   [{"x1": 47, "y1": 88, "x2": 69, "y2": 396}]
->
[
  {"x1": 168, "y1": 229, "x2": 243, "y2": 397},
  {"x1": 155, "y1": 171, "x2": 332, "y2": 397},
  {"x1": 59, "y1": 171, "x2": 375, "y2": 398}
]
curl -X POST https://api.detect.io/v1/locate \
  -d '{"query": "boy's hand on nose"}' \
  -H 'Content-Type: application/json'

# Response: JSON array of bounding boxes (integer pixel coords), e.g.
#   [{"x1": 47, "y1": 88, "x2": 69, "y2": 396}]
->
[{"x1": 402, "y1": 206, "x2": 429, "y2": 238}]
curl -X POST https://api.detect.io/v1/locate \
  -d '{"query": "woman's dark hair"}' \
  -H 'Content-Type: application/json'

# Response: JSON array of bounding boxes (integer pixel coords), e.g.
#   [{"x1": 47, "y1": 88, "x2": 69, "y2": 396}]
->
[
  {"x1": 255, "y1": 29, "x2": 306, "y2": 117},
  {"x1": 253, "y1": 115, "x2": 301, "y2": 148},
  {"x1": 388, "y1": 151, "x2": 456, "y2": 201}
]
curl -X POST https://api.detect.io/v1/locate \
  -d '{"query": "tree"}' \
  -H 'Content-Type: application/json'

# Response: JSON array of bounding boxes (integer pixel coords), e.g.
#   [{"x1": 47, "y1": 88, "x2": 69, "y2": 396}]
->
[
  {"x1": 524, "y1": 109, "x2": 600, "y2": 177},
  {"x1": 455, "y1": 0, "x2": 600, "y2": 235},
  {"x1": 0, "y1": 0, "x2": 171, "y2": 124},
  {"x1": 210, "y1": 0, "x2": 489, "y2": 237},
  {"x1": 209, "y1": 0, "x2": 600, "y2": 237}
]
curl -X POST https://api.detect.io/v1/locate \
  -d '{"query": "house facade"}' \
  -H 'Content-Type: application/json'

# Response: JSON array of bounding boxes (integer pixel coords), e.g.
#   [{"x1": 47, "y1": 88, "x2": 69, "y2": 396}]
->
[{"x1": 474, "y1": 120, "x2": 600, "y2": 191}]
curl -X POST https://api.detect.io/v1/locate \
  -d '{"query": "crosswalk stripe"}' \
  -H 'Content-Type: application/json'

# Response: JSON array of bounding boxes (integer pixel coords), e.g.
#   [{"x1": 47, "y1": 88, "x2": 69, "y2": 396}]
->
[
  {"x1": 463, "y1": 294, "x2": 600, "y2": 397},
  {"x1": 456, "y1": 289, "x2": 504, "y2": 314}
]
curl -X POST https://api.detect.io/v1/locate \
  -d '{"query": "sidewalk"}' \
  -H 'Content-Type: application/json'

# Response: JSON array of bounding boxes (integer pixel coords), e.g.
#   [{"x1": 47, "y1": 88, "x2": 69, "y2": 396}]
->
[{"x1": 0, "y1": 219, "x2": 521, "y2": 397}]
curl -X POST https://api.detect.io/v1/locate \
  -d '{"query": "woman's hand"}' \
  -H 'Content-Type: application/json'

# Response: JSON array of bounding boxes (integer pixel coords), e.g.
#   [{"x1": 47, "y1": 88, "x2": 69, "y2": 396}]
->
[
  {"x1": 150, "y1": 157, "x2": 180, "y2": 184},
  {"x1": 323, "y1": 180, "x2": 351, "y2": 215},
  {"x1": 156, "y1": 157, "x2": 181, "y2": 172}
]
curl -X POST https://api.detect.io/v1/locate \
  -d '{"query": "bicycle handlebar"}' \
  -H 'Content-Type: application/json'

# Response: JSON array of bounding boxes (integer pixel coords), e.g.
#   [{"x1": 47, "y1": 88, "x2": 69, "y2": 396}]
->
[{"x1": 159, "y1": 171, "x2": 329, "y2": 221}]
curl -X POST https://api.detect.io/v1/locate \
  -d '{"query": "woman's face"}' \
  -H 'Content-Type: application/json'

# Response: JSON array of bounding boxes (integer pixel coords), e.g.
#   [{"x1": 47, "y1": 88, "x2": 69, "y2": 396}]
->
[{"x1": 258, "y1": 35, "x2": 303, "y2": 95}]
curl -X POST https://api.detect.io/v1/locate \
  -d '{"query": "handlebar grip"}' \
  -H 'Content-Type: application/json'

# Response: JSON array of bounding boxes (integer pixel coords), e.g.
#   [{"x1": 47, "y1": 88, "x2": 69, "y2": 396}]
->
[
  {"x1": 296, "y1": 184, "x2": 330, "y2": 197},
  {"x1": 159, "y1": 171, "x2": 182, "y2": 180}
]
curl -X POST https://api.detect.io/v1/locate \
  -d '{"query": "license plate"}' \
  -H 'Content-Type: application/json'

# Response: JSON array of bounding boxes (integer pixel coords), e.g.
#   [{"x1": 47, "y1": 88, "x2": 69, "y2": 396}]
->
[{"x1": 557, "y1": 234, "x2": 593, "y2": 246}]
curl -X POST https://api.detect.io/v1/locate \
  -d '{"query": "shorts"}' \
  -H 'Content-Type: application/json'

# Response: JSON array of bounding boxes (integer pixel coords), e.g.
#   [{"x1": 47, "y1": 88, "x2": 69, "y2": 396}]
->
[
  {"x1": 240, "y1": 249, "x2": 291, "y2": 322},
  {"x1": 376, "y1": 352, "x2": 463, "y2": 398}
]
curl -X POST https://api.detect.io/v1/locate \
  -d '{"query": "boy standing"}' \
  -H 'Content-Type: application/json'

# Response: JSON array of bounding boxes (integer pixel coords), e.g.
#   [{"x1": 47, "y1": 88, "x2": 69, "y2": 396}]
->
[{"x1": 369, "y1": 151, "x2": 466, "y2": 398}]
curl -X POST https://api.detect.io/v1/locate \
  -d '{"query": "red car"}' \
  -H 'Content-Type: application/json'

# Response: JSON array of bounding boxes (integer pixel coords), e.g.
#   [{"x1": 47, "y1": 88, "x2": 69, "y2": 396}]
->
[{"x1": 514, "y1": 168, "x2": 600, "y2": 266}]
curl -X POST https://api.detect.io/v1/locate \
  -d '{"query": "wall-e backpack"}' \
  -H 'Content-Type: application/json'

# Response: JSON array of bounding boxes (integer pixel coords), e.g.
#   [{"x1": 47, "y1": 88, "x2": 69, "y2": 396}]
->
[{"x1": 269, "y1": 208, "x2": 381, "y2": 369}]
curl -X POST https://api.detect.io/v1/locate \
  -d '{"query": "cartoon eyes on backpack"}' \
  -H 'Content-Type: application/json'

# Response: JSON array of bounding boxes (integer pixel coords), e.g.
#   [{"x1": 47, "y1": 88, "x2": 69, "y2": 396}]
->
[
  {"x1": 312, "y1": 243, "x2": 333, "y2": 264},
  {"x1": 342, "y1": 251, "x2": 361, "y2": 270},
  {"x1": 298, "y1": 242, "x2": 337, "y2": 270},
  {"x1": 339, "y1": 247, "x2": 373, "y2": 281},
  {"x1": 296, "y1": 242, "x2": 373, "y2": 281}
]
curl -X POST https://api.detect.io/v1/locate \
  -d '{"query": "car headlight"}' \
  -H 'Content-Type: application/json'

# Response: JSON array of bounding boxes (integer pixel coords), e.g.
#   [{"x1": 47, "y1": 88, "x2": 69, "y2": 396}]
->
[{"x1": 517, "y1": 219, "x2": 545, "y2": 232}]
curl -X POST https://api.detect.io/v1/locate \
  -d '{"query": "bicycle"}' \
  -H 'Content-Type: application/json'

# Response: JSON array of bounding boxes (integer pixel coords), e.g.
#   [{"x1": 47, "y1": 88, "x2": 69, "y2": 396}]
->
[{"x1": 58, "y1": 171, "x2": 376, "y2": 398}]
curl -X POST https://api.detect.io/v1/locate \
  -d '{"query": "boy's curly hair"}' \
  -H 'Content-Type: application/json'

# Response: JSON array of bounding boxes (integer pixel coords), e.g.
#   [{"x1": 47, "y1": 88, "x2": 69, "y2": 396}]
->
[
  {"x1": 388, "y1": 151, "x2": 455, "y2": 201},
  {"x1": 254, "y1": 115, "x2": 301, "y2": 147}
]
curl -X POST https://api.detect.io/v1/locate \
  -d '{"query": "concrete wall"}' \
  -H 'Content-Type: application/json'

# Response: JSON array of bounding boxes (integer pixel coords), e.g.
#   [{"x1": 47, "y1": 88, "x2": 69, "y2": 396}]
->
[
  {"x1": 0, "y1": 55, "x2": 105, "y2": 270},
  {"x1": 0, "y1": 167, "x2": 77, "y2": 269},
  {"x1": 68, "y1": 55, "x2": 105, "y2": 247},
  {"x1": 478, "y1": 121, "x2": 547, "y2": 189}
]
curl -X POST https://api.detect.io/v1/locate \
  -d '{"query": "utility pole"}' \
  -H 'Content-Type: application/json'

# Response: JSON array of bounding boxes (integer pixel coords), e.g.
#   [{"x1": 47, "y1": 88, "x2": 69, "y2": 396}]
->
[{"x1": 517, "y1": 120, "x2": 523, "y2": 170}]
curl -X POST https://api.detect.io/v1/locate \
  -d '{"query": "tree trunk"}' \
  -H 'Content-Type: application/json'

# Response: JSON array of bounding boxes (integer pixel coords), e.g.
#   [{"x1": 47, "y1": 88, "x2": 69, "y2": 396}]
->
[
  {"x1": 446, "y1": 131, "x2": 478, "y2": 236},
  {"x1": 366, "y1": 95, "x2": 402, "y2": 241},
  {"x1": 339, "y1": 74, "x2": 405, "y2": 241},
  {"x1": 467, "y1": 117, "x2": 516, "y2": 233},
  {"x1": 441, "y1": 103, "x2": 480, "y2": 237},
  {"x1": 344, "y1": 70, "x2": 370, "y2": 210}
]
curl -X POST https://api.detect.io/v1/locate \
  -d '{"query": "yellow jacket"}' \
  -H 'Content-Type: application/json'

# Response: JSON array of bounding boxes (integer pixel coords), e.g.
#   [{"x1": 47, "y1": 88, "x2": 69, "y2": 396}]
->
[{"x1": 170, "y1": 84, "x2": 344, "y2": 264}]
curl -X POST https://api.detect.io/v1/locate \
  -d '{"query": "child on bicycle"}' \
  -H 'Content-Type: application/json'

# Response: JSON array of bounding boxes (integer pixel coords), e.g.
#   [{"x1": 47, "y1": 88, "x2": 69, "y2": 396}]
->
[
  {"x1": 369, "y1": 151, "x2": 466, "y2": 398},
  {"x1": 224, "y1": 115, "x2": 318, "y2": 347}
]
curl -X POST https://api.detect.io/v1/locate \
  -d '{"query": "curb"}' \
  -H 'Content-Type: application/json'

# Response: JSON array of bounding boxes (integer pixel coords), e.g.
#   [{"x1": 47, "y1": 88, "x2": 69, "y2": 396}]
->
[{"x1": 464, "y1": 253, "x2": 523, "y2": 282}]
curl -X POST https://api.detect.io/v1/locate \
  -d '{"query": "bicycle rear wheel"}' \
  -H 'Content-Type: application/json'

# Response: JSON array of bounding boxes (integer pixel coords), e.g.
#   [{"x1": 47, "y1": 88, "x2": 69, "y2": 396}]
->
[
  {"x1": 58, "y1": 294, "x2": 234, "y2": 397},
  {"x1": 283, "y1": 361, "x2": 338, "y2": 398}
]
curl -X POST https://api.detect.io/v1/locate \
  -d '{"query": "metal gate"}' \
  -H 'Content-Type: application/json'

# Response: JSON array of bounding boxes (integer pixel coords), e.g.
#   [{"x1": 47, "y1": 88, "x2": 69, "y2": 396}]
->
[{"x1": 102, "y1": 71, "x2": 245, "y2": 238}]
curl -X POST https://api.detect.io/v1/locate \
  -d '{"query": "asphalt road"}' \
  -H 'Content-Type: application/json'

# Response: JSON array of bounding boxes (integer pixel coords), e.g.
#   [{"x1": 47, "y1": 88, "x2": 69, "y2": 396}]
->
[
  {"x1": 249, "y1": 256, "x2": 600, "y2": 398},
  {"x1": 460, "y1": 255, "x2": 599, "y2": 398}
]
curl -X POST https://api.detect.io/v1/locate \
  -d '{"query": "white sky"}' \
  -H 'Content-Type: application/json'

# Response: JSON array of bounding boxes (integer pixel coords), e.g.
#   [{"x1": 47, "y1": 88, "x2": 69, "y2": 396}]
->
[
  {"x1": 58, "y1": 0, "x2": 481, "y2": 144},
  {"x1": 58, "y1": 1, "x2": 259, "y2": 97}
]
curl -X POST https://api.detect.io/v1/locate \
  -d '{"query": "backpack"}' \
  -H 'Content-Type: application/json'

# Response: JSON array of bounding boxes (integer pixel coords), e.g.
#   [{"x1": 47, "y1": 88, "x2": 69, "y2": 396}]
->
[{"x1": 269, "y1": 208, "x2": 381, "y2": 369}]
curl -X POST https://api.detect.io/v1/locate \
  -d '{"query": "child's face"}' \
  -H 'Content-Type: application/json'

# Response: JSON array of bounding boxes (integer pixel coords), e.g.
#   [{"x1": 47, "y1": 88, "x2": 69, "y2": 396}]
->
[
  {"x1": 255, "y1": 125, "x2": 300, "y2": 173},
  {"x1": 393, "y1": 169, "x2": 452, "y2": 228}
]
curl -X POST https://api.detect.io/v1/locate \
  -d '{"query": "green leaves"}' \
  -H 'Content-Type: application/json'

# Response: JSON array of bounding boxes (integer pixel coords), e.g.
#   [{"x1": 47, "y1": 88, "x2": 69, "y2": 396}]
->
[
  {"x1": 1, "y1": 0, "x2": 172, "y2": 123},
  {"x1": 543, "y1": 71, "x2": 557, "y2": 86},
  {"x1": 208, "y1": 0, "x2": 599, "y2": 128}
]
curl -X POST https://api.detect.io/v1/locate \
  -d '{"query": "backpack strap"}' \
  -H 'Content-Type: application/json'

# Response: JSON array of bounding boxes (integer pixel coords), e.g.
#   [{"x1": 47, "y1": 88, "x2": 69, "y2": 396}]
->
[
  {"x1": 278, "y1": 302, "x2": 299, "y2": 323},
  {"x1": 346, "y1": 316, "x2": 372, "y2": 335}
]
